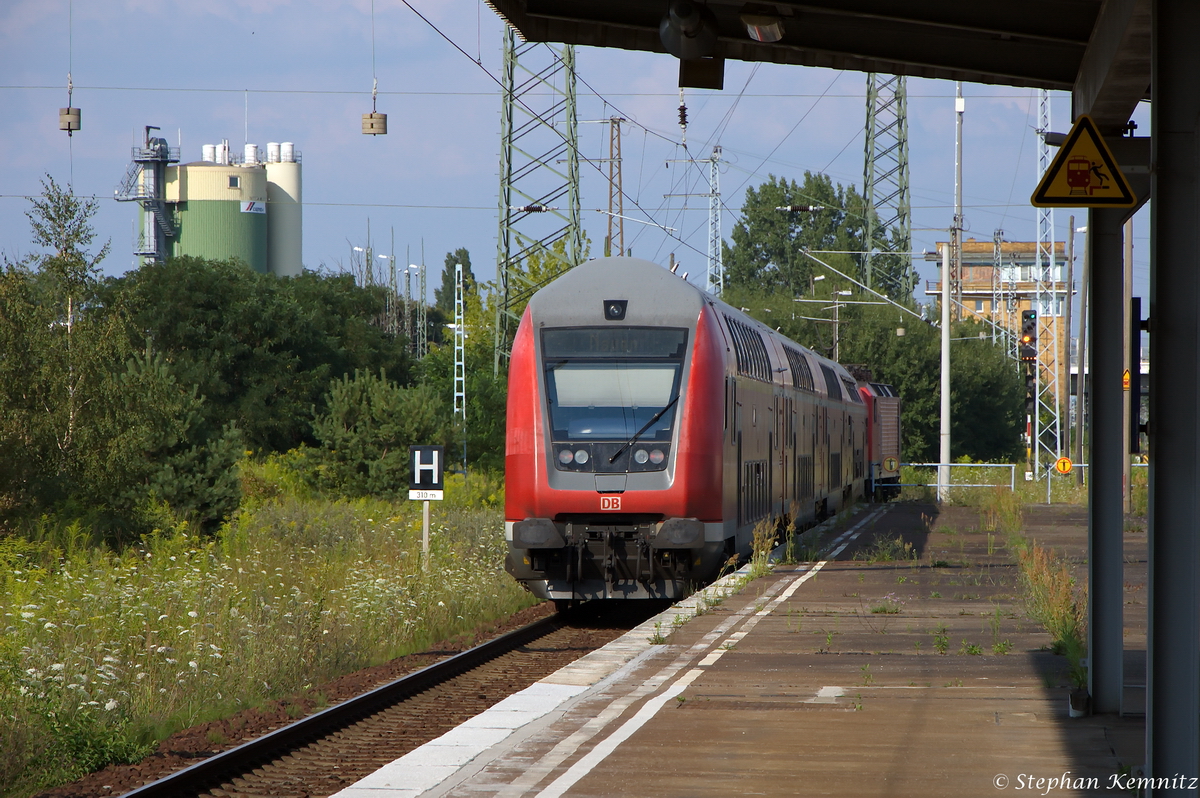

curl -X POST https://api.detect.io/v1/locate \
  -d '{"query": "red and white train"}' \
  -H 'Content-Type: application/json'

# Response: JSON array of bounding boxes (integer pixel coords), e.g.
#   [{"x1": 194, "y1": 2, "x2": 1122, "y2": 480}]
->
[{"x1": 504, "y1": 257, "x2": 900, "y2": 604}]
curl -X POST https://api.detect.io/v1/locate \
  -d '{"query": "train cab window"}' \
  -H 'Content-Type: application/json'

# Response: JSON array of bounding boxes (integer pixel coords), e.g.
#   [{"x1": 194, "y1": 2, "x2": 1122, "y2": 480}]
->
[{"x1": 541, "y1": 327, "x2": 687, "y2": 471}]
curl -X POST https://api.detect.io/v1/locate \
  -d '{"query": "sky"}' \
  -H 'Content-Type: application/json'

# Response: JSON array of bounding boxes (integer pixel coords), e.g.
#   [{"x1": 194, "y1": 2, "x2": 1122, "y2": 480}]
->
[{"x1": 0, "y1": 0, "x2": 1151, "y2": 314}]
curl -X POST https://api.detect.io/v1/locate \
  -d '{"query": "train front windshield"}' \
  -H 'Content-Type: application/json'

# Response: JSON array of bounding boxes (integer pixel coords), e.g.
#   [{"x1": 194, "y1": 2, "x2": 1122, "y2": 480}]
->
[{"x1": 542, "y1": 327, "x2": 687, "y2": 443}]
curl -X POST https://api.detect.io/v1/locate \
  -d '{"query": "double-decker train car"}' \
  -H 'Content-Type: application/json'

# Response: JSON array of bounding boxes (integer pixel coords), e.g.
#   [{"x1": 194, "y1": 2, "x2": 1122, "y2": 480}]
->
[
  {"x1": 504, "y1": 256, "x2": 883, "y2": 604},
  {"x1": 859, "y1": 381, "x2": 902, "y2": 499}
]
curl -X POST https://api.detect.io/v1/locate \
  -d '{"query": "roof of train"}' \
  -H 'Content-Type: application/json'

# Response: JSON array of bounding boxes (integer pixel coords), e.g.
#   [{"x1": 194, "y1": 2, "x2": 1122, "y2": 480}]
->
[{"x1": 528, "y1": 257, "x2": 856, "y2": 386}]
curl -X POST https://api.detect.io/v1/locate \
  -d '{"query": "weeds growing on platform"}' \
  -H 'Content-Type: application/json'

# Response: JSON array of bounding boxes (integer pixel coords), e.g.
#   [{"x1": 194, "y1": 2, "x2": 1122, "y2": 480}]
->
[
  {"x1": 0, "y1": 465, "x2": 532, "y2": 797},
  {"x1": 1009, "y1": 536, "x2": 1087, "y2": 654}
]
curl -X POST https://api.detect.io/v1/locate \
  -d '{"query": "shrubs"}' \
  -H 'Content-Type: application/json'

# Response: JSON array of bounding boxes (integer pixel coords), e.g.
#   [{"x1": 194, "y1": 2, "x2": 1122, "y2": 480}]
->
[{"x1": 309, "y1": 370, "x2": 451, "y2": 499}]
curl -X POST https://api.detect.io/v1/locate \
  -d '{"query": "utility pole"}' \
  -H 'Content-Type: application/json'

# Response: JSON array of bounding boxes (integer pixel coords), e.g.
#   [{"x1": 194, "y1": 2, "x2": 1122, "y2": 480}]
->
[
  {"x1": 494, "y1": 28, "x2": 582, "y2": 374},
  {"x1": 454, "y1": 261, "x2": 466, "y2": 472},
  {"x1": 939, "y1": 242, "x2": 951, "y2": 502},
  {"x1": 1075, "y1": 223, "x2": 1089, "y2": 485},
  {"x1": 404, "y1": 245, "x2": 413, "y2": 352},
  {"x1": 951, "y1": 83, "x2": 964, "y2": 322},
  {"x1": 707, "y1": 145, "x2": 724, "y2": 296},
  {"x1": 1033, "y1": 89, "x2": 1063, "y2": 473},
  {"x1": 863, "y1": 73, "x2": 913, "y2": 298},
  {"x1": 606, "y1": 117, "x2": 624, "y2": 257},
  {"x1": 664, "y1": 145, "x2": 724, "y2": 295},
  {"x1": 1063, "y1": 216, "x2": 1075, "y2": 458},
  {"x1": 990, "y1": 229, "x2": 1017, "y2": 358},
  {"x1": 1122, "y1": 218, "x2": 1133, "y2": 512},
  {"x1": 417, "y1": 242, "x2": 428, "y2": 360}
]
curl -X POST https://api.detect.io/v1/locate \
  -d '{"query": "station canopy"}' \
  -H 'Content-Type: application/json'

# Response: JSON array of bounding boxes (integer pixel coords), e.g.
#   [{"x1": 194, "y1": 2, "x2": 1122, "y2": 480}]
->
[{"x1": 486, "y1": 0, "x2": 1149, "y2": 131}]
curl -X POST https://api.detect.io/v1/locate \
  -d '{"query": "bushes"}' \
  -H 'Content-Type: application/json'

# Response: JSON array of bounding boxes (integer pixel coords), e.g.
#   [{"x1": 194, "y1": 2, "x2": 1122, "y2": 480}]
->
[{"x1": 309, "y1": 370, "x2": 451, "y2": 499}]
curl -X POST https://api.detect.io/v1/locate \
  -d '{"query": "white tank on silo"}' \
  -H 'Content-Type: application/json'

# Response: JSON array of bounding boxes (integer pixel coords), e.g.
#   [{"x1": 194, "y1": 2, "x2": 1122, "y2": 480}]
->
[
  {"x1": 266, "y1": 142, "x2": 280, "y2": 163},
  {"x1": 216, "y1": 141, "x2": 229, "y2": 165},
  {"x1": 244, "y1": 143, "x2": 258, "y2": 165},
  {"x1": 202, "y1": 144, "x2": 217, "y2": 163},
  {"x1": 266, "y1": 148, "x2": 302, "y2": 277}
]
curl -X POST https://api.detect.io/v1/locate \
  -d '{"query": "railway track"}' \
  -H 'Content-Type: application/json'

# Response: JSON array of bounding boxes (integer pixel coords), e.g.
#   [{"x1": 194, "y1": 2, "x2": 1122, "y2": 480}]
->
[{"x1": 116, "y1": 601, "x2": 662, "y2": 798}]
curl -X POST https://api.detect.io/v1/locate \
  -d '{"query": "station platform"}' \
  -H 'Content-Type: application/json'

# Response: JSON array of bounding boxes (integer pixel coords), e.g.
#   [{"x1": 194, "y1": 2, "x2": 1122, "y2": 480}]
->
[{"x1": 333, "y1": 501, "x2": 1146, "y2": 798}]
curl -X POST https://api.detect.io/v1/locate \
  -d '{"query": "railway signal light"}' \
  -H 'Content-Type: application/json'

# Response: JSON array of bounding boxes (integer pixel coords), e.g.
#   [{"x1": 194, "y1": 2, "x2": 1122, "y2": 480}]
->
[{"x1": 1019, "y1": 309, "x2": 1037, "y2": 362}]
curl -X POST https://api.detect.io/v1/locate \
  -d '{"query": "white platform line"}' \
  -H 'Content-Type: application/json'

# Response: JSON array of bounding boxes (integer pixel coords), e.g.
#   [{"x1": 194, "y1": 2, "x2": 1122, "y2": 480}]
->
[{"x1": 526, "y1": 506, "x2": 889, "y2": 798}]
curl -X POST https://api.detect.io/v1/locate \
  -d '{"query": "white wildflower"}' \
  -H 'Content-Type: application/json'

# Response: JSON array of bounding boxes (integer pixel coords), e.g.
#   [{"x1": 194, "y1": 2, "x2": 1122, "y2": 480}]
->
[
  {"x1": 104, "y1": 699, "x2": 118, "y2": 711},
  {"x1": 50, "y1": 663, "x2": 64, "y2": 672},
  {"x1": 187, "y1": 611, "x2": 198, "y2": 618}
]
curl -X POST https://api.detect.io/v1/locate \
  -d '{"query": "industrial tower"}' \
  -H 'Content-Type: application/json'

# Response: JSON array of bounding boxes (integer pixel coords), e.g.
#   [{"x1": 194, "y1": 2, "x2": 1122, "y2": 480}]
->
[
  {"x1": 1033, "y1": 89, "x2": 1064, "y2": 473},
  {"x1": 114, "y1": 126, "x2": 179, "y2": 263},
  {"x1": 494, "y1": 29, "x2": 583, "y2": 373},
  {"x1": 863, "y1": 74, "x2": 914, "y2": 299}
]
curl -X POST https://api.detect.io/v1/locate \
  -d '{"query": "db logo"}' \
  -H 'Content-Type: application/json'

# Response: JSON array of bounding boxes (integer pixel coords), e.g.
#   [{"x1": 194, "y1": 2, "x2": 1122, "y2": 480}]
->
[{"x1": 600, "y1": 496, "x2": 622, "y2": 511}]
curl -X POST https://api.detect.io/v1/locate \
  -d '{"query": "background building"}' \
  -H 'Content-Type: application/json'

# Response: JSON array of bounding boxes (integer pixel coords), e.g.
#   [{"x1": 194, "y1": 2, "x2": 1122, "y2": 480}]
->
[
  {"x1": 118, "y1": 134, "x2": 302, "y2": 276},
  {"x1": 925, "y1": 238, "x2": 1072, "y2": 403}
]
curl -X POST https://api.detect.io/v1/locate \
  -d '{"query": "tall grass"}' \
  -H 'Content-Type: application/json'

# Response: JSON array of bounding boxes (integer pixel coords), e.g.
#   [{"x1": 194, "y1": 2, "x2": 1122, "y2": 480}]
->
[
  {"x1": 0, "y1": 464, "x2": 531, "y2": 797},
  {"x1": 1009, "y1": 537, "x2": 1088, "y2": 655}
]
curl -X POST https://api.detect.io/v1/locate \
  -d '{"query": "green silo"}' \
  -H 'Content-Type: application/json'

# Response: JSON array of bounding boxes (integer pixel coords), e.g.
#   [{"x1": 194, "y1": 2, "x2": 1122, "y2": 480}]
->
[{"x1": 165, "y1": 158, "x2": 269, "y2": 273}]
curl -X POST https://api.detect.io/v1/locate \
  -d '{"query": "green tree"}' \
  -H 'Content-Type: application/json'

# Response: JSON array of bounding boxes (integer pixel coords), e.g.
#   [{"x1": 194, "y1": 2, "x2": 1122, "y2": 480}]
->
[
  {"x1": 104, "y1": 258, "x2": 411, "y2": 453},
  {"x1": 724, "y1": 172, "x2": 870, "y2": 296},
  {"x1": 309, "y1": 370, "x2": 451, "y2": 498},
  {"x1": 0, "y1": 177, "x2": 241, "y2": 540},
  {"x1": 434, "y1": 247, "x2": 475, "y2": 314}
]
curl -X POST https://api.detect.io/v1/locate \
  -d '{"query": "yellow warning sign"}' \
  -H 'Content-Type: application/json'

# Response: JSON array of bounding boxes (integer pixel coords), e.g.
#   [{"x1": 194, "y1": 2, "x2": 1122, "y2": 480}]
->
[
  {"x1": 1123, "y1": 369, "x2": 1131, "y2": 390},
  {"x1": 883, "y1": 456, "x2": 899, "y2": 473},
  {"x1": 1031, "y1": 115, "x2": 1136, "y2": 208},
  {"x1": 1055, "y1": 457, "x2": 1073, "y2": 475}
]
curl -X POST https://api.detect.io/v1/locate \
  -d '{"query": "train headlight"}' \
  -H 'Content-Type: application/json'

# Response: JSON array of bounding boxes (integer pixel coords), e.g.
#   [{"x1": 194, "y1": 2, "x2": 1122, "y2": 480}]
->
[
  {"x1": 558, "y1": 449, "x2": 574, "y2": 465},
  {"x1": 573, "y1": 449, "x2": 590, "y2": 464},
  {"x1": 633, "y1": 449, "x2": 649, "y2": 464},
  {"x1": 649, "y1": 449, "x2": 665, "y2": 464}
]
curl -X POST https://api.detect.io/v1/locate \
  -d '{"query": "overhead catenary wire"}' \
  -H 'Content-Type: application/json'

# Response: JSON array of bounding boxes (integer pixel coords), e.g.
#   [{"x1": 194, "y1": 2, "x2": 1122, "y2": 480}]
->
[{"x1": 393, "y1": 0, "x2": 713, "y2": 264}]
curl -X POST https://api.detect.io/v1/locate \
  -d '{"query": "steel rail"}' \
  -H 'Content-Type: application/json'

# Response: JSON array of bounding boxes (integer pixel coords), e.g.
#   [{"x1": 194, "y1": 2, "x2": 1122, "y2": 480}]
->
[{"x1": 120, "y1": 613, "x2": 565, "y2": 798}]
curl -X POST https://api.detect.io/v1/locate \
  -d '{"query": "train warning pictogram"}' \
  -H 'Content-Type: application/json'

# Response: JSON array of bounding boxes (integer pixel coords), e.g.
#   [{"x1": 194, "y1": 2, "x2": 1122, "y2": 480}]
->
[
  {"x1": 1031, "y1": 115, "x2": 1136, "y2": 208},
  {"x1": 1123, "y1": 369, "x2": 1131, "y2": 391},
  {"x1": 1055, "y1": 457, "x2": 1073, "y2": 475}
]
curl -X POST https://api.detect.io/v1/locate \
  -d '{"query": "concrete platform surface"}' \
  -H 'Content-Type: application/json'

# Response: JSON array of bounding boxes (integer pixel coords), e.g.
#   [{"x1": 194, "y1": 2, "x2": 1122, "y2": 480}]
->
[{"x1": 333, "y1": 502, "x2": 1145, "y2": 798}]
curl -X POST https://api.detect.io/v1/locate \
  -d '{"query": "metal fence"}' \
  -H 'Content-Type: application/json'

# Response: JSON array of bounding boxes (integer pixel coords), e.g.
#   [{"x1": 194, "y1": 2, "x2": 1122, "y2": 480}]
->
[
  {"x1": 897, "y1": 461, "x2": 1148, "y2": 504},
  {"x1": 900, "y1": 462, "x2": 1016, "y2": 491}
]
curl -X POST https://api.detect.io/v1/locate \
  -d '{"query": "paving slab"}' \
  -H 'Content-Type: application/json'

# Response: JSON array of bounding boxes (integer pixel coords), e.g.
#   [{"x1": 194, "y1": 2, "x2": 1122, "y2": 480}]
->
[{"x1": 337, "y1": 501, "x2": 1146, "y2": 798}]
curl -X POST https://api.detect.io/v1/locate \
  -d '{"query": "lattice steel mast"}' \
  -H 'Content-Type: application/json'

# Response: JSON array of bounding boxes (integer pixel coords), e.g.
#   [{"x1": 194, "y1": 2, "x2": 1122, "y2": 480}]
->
[
  {"x1": 707, "y1": 145, "x2": 723, "y2": 296},
  {"x1": 606, "y1": 117, "x2": 624, "y2": 257},
  {"x1": 494, "y1": 29, "x2": 582, "y2": 373},
  {"x1": 1033, "y1": 89, "x2": 1063, "y2": 473},
  {"x1": 454, "y1": 260, "x2": 466, "y2": 469},
  {"x1": 991, "y1": 228, "x2": 1018, "y2": 359},
  {"x1": 863, "y1": 73, "x2": 914, "y2": 298}
]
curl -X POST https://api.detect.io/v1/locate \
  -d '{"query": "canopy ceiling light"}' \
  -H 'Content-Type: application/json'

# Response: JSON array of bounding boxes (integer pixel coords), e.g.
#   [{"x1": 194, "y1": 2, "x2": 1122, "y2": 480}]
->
[
  {"x1": 740, "y1": 13, "x2": 784, "y2": 43},
  {"x1": 659, "y1": 0, "x2": 718, "y2": 60}
]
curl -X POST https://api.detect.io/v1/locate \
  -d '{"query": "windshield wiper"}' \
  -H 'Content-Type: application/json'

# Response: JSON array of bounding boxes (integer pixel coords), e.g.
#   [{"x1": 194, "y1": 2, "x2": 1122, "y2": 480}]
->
[{"x1": 609, "y1": 394, "x2": 679, "y2": 464}]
